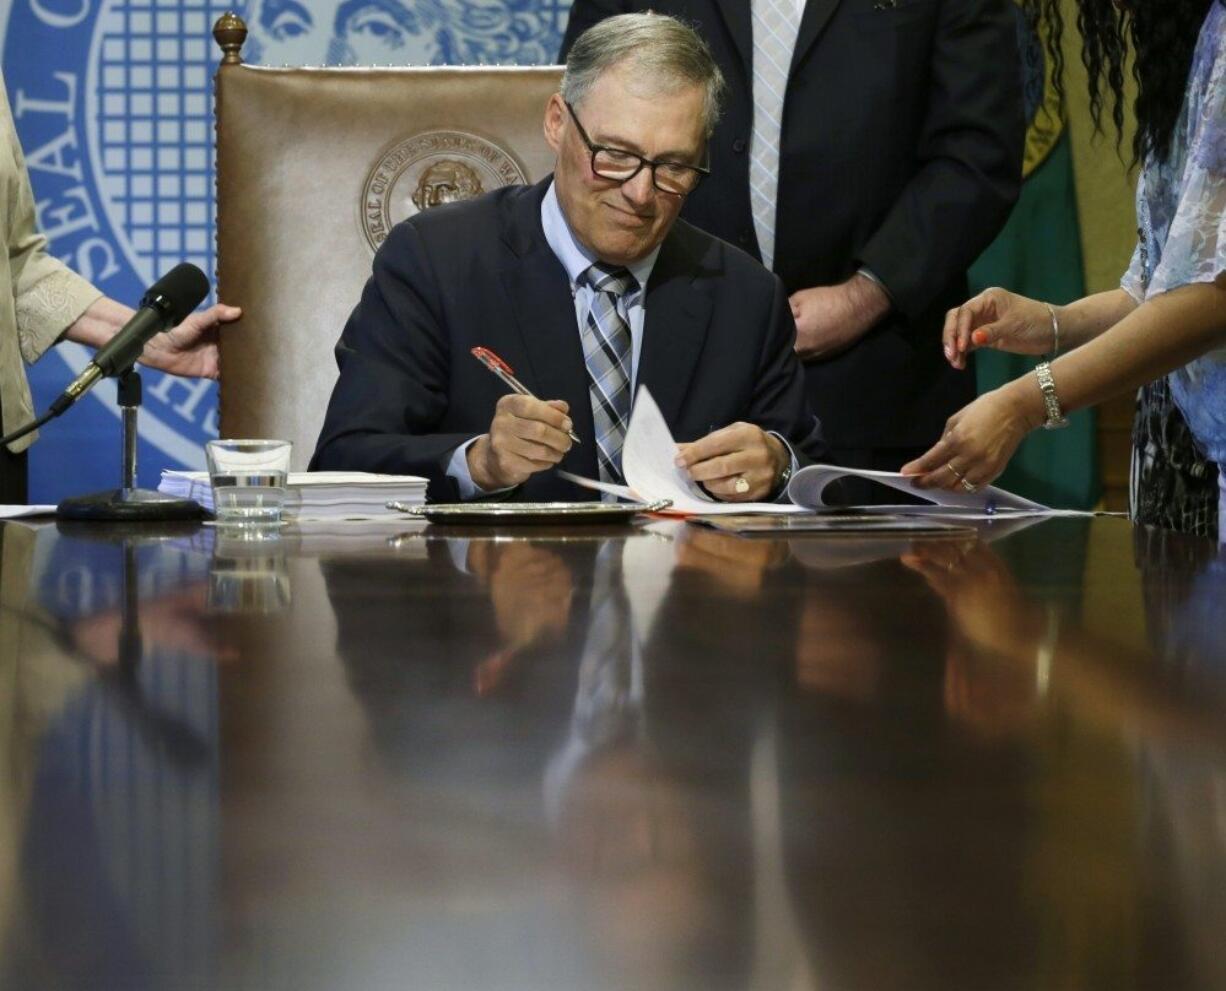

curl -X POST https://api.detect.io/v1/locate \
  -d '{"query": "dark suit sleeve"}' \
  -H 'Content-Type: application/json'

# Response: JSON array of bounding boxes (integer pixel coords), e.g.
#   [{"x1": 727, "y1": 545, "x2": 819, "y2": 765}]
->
[
  {"x1": 856, "y1": 0, "x2": 1024, "y2": 321},
  {"x1": 751, "y1": 275, "x2": 827, "y2": 464},
  {"x1": 559, "y1": 0, "x2": 631, "y2": 59},
  {"x1": 310, "y1": 221, "x2": 477, "y2": 477}
]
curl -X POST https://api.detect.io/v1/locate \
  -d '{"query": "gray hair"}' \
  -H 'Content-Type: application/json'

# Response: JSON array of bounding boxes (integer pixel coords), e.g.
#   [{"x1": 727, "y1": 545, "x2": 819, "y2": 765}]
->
[{"x1": 561, "y1": 13, "x2": 725, "y2": 138}]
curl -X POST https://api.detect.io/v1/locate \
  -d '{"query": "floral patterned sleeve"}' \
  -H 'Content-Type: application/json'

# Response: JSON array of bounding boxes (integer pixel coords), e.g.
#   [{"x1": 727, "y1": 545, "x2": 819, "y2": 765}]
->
[
  {"x1": 1120, "y1": 232, "x2": 1146, "y2": 303},
  {"x1": 1147, "y1": 5, "x2": 1226, "y2": 297}
]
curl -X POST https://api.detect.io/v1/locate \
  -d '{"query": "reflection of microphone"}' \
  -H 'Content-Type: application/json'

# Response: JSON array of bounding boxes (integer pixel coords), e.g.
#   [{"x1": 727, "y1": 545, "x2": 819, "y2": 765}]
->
[
  {"x1": 50, "y1": 262, "x2": 209, "y2": 415},
  {"x1": 104, "y1": 538, "x2": 210, "y2": 768}
]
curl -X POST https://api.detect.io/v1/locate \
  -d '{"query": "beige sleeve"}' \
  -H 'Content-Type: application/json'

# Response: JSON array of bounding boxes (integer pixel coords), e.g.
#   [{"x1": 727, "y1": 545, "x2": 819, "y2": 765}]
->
[{"x1": 2, "y1": 76, "x2": 101, "y2": 364}]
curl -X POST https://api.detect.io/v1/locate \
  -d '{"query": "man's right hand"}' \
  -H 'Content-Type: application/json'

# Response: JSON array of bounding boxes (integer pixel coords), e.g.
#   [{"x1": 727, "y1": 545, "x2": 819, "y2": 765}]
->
[{"x1": 467, "y1": 394, "x2": 574, "y2": 491}]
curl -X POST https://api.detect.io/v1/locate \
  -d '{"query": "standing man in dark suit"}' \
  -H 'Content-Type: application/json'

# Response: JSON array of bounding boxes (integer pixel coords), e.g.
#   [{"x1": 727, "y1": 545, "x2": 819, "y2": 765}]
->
[
  {"x1": 561, "y1": 0, "x2": 1024, "y2": 478},
  {"x1": 312, "y1": 13, "x2": 824, "y2": 502}
]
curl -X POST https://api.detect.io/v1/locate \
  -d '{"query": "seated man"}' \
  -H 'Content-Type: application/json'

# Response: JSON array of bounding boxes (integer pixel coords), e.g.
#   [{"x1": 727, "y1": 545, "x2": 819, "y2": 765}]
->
[{"x1": 311, "y1": 13, "x2": 824, "y2": 502}]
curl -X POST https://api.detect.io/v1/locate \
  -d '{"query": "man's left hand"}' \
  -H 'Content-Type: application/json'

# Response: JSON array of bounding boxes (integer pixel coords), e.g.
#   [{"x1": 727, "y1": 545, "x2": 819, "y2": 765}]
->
[
  {"x1": 675, "y1": 423, "x2": 788, "y2": 502},
  {"x1": 790, "y1": 273, "x2": 890, "y2": 360},
  {"x1": 140, "y1": 303, "x2": 242, "y2": 380}
]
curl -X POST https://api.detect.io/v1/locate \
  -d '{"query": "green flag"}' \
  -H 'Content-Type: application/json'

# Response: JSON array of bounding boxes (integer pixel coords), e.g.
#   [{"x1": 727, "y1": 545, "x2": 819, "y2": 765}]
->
[{"x1": 967, "y1": 5, "x2": 1099, "y2": 509}]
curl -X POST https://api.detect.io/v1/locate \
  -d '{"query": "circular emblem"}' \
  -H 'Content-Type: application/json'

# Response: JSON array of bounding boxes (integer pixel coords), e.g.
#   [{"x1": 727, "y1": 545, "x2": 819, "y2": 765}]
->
[{"x1": 360, "y1": 130, "x2": 529, "y2": 250}]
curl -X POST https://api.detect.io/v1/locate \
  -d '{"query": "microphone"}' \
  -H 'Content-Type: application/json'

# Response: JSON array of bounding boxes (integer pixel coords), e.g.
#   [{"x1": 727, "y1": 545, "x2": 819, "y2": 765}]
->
[{"x1": 51, "y1": 263, "x2": 209, "y2": 415}]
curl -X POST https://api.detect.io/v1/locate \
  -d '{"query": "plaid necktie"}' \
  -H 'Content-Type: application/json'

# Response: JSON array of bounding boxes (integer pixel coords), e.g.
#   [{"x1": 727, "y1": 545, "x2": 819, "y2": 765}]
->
[
  {"x1": 750, "y1": 0, "x2": 804, "y2": 272},
  {"x1": 578, "y1": 263, "x2": 638, "y2": 483}
]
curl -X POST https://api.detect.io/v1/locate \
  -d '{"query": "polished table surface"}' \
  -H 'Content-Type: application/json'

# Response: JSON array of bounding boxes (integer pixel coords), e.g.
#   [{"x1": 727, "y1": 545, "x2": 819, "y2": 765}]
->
[{"x1": 1, "y1": 514, "x2": 1224, "y2": 991}]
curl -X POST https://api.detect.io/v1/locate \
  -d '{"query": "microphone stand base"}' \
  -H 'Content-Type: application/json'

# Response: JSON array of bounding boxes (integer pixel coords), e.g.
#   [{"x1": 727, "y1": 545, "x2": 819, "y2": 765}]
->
[{"x1": 57, "y1": 487, "x2": 205, "y2": 522}]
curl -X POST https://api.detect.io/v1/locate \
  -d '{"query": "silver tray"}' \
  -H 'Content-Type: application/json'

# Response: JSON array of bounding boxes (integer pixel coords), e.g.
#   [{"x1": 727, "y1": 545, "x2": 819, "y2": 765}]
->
[{"x1": 387, "y1": 500, "x2": 672, "y2": 524}]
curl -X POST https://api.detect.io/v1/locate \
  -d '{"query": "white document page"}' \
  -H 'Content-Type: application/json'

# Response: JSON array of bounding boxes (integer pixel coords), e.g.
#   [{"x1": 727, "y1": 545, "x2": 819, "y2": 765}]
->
[
  {"x1": 0, "y1": 504, "x2": 58, "y2": 518},
  {"x1": 561, "y1": 387, "x2": 806, "y2": 515},
  {"x1": 786, "y1": 464, "x2": 1052, "y2": 516}
]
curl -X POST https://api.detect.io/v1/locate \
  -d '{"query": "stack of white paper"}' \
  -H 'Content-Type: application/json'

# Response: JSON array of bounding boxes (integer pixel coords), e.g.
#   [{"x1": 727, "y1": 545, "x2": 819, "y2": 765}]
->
[{"x1": 158, "y1": 470, "x2": 427, "y2": 520}]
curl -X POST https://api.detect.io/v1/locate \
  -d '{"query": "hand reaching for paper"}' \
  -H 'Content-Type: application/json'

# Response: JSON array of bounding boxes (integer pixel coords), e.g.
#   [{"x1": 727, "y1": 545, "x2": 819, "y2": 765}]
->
[
  {"x1": 943, "y1": 287, "x2": 1054, "y2": 370},
  {"x1": 674, "y1": 423, "x2": 787, "y2": 502},
  {"x1": 468, "y1": 394, "x2": 575, "y2": 491},
  {"x1": 900, "y1": 379, "x2": 1045, "y2": 492}
]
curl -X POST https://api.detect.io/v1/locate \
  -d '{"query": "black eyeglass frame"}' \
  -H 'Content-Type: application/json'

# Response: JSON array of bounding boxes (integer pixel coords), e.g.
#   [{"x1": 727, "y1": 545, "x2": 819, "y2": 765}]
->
[{"x1": 564, "y1": 101, "x2": 710, "y2": 196}]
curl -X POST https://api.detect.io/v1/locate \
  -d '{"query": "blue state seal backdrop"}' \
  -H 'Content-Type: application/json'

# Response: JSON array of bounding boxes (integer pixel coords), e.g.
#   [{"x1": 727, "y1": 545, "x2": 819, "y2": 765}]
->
[{"x1": 1, "y1": 0, "x2": 568, "y2": 502}]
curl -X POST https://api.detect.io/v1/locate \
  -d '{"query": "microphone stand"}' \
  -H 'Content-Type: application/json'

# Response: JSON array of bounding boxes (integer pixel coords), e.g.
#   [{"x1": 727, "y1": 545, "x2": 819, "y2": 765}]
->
[{"x1": 57, "y1": 367, "x2": 205, "y2": 522}]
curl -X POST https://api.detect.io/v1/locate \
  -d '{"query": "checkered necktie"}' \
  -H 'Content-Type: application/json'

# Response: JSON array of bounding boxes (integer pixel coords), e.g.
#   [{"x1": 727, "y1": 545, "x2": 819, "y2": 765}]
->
[
  {"x1": 750, "y1": 0, "x2": 803, "y2": 272},
  {"x1": 578, "y1": 263, "x2": 637, "y2": 483}
]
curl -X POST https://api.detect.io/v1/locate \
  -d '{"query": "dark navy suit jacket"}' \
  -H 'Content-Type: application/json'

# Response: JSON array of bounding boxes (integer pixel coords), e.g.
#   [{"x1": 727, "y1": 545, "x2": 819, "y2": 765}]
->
[{"x1": 310, "y1": 177, "x2": 825, "y2": 501}]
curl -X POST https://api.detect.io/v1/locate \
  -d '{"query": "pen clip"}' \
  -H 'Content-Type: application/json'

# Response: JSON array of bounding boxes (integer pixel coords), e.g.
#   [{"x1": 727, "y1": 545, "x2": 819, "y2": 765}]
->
[{"x1": 471, "y1": 346, "x2": 514, "y2": 376}]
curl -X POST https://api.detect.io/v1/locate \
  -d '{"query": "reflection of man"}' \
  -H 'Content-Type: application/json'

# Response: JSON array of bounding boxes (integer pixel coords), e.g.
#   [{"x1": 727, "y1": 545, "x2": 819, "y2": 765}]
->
[
  {"x1": 311, "y1": 14, "x2": 825, "y2": 503},
  {"x1": 562, "y1": 0, "x2": 1023, "y2": 483},
  {"x1": 540, "y1": 530, "x2": 761, "y2": 991},
  {"x1": 410, "y1": 160, "x2": 485, "y2": 212}
]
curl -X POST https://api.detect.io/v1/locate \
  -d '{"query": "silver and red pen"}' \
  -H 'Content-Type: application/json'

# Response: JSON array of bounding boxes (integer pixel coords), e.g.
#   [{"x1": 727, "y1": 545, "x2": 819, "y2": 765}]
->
[{"x1": 470, "y1": 346, "x2": 582, "y2": 445}]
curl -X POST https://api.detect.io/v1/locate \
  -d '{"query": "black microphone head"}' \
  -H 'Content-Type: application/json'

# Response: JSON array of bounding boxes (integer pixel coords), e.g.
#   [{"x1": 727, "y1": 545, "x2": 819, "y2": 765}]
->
[{"x1": 140, "y1": 263, "x2": 209, "y2": 325}]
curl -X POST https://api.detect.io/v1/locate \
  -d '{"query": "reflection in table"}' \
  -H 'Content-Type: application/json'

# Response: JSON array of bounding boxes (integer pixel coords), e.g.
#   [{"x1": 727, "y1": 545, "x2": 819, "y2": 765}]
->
[{"x1": 0, "y1": 515, "x2": 1224, "y2": 991}]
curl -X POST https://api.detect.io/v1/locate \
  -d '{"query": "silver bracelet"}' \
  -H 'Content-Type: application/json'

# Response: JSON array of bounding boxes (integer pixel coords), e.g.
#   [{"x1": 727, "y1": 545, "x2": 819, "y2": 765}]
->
[
  {"x1": 1035, "y1": 361, "x2": 1068, "y2": 430},
  {"x1": 1044, "y1": 303, "x2": 1060, "y2": 358}
]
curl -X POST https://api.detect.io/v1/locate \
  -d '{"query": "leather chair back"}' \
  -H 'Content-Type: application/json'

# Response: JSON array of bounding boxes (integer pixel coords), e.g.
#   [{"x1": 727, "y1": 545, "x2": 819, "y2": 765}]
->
[{"x1": 213, "y1": 19, "x2": 562, "y2": 468}]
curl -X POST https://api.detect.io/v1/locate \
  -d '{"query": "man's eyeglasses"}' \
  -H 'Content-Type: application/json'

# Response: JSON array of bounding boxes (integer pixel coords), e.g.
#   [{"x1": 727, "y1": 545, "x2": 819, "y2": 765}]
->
[{"x1": 565, "y1": 101, "x2": 709, "y2": 196}]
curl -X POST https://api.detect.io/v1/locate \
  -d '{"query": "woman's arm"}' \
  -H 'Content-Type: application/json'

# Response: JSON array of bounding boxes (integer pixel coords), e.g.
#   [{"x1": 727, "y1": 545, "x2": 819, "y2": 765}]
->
[
  {"x1": 944, "y1": 286, "x2": 1139, "y2": 369},
  {"x1": 1042, "y1": 276, "x2": 1226, "y2": 415},
  {"x1": 906, "y1": 273, "x2": 1226, "y2": 490},
  {"x1": 1051, "y1": 288, "x2": 1142, "y2": 351}
]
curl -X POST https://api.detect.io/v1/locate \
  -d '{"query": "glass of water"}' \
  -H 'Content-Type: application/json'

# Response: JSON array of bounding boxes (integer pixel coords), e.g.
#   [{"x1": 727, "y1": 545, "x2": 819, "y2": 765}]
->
[{"x1": 206, "y1": 438, "x2": 292, "y2": 526}]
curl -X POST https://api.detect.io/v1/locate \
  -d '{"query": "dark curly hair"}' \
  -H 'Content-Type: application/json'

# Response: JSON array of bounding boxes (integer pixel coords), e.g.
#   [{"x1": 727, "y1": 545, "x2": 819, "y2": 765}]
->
[{"x1": 1022, "y1": 0, "x2": 1223, "y2": 166}]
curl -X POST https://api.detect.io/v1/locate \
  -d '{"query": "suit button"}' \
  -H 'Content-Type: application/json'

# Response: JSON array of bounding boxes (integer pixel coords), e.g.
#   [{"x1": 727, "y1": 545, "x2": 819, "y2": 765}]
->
[
  {"x1": 738, "y1": 230, "x2": 751, "y2": 244},
  {"x1": 732, "y1": 137, "x2": 747, "y2": 153}
]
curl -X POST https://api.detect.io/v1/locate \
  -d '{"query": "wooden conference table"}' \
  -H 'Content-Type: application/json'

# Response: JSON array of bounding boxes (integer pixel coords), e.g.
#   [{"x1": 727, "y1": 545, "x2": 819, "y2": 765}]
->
[{"x1": 0, "y1": 513, "x2": 1224, "y2": 991}]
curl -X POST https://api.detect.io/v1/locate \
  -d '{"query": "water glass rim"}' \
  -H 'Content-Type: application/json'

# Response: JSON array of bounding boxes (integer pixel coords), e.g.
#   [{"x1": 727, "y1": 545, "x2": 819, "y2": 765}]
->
[{"x1": 207, "y1": 438, "x2": 292, "y2": 447}]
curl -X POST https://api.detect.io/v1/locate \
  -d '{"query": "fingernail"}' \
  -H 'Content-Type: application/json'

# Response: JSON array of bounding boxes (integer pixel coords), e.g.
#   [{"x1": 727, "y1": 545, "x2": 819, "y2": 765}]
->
[
  {"x1": 943, "y1": 345, "x2": 954, "y2": 360},
  {"x1": 563, "y1": 419, "x2": 573, "y2": 432}
]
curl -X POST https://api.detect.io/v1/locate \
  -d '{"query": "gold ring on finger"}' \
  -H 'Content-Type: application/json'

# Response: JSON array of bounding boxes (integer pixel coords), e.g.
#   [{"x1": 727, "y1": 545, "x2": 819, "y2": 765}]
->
[
  {"x1": 960, "y1": 477, "x2": 978, "y2": 493},
  {"x1": 946, "y1": 462, "x2": 966, "y2": 482}
]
